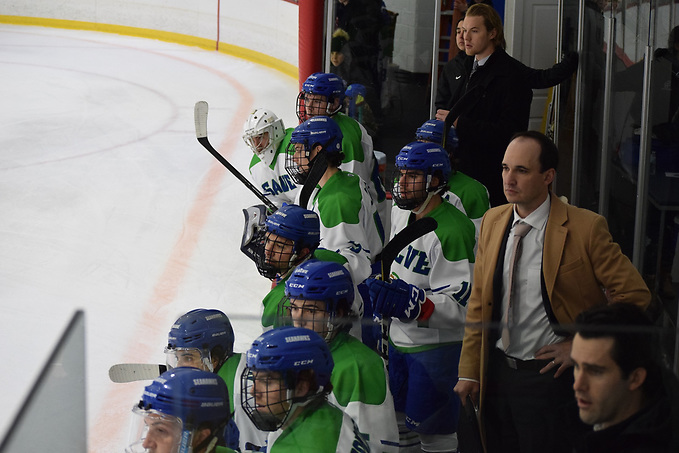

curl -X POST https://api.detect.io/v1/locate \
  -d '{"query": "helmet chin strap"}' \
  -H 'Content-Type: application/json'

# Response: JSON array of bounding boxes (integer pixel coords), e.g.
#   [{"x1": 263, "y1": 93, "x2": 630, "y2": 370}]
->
[
  {"x1": 323, "y1": 318, "x2": 337, "y2": 343},
  {"x1": 282, "y1": 386, "x2": 327, "y2": 428},
  {"x1": 280, "y1": 252, "x2": 312, "y2": 280},
  {"x1": 412, "y1": 175, "x2": 436, "y2": 215}
]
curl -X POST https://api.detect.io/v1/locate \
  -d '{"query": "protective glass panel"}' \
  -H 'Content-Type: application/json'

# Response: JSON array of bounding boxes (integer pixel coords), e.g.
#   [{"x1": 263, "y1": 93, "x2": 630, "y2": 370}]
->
[
  {"x1": 328, "y1": 0, "x2": 438, "y2": 177},
  {"x1": 0, "y1": 311, "x2": 87, "y2": 452}
]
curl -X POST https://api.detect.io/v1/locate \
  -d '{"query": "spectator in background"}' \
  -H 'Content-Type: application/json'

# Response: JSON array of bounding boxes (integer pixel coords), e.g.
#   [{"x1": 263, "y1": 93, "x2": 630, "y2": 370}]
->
[
  {"x1": 436, "y1": 4, "x2": 578, "y2": 206},
  {"x1": 566, "y1": 303, "x2": 679, "y2": 453},
  {"x1": 436, "y1": 16, "x2": 578, "y2": 126},
  {"x1": 335, "y1": 0, "x2": 384, "y2": 116},
  {"x1": 435, "y1": 17, "x2": 470, "y2": 120},
  {"x1": 329, "y1": 28, "x2": 353, "y2": 85},
  {"x1": 440, "y1": 4, "x2": 532, "y2": 206},
  {"x1": 454, "y1": 0, "x2": 494, "y2": 15}
]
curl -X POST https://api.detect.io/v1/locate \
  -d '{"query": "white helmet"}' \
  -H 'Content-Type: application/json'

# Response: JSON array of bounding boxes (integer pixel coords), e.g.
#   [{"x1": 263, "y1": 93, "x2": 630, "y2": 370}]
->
[{"x1": 242, "y1": 109, "x2": 285, "y2": 166}]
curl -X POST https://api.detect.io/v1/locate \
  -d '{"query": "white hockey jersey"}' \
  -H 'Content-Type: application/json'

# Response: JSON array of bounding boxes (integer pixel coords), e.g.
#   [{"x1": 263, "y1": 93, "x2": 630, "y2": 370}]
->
[
  {"x1": 388, "y1": 202, "x2": 476, "y2": 348},
  {"x1": 248, "y1": 128, "x2": 299, "y2": 208},
  {"x1": 298, "y1": 170, "x2": 385, "y2": 284}
]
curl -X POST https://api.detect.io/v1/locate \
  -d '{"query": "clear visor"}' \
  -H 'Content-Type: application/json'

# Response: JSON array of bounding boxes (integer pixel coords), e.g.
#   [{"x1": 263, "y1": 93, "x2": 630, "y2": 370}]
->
[
  {"x1": 164, "y1": 347, "x2": 213, "y2": 372},
  {"x1": 127, "y1": 407, "x2": 188, "y2": 453}
]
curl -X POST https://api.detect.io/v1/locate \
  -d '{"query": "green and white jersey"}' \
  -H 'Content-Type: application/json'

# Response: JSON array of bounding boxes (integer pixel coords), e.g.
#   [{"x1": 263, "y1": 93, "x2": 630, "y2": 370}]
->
[
  {"x1": 267, "y1": 399, "x2": 371, "y2": 452},
  {"x1": 332, "y1": 113, "x2": 390, "y2": 235},
  {"x1": 217, "y1": 353, "x2": 269, "y2": 451},
  {"x1": 260, "y1": 249, "x2": 351, "y2": 330},
  {"x1": 442, "y1": 170, "x2": 490, "y2": 236},
  {"x1": 388, "y1": 201, "x2": 476, "y2": 348},
  {"x1": 248, "y1": 128, "x2": 299, "y2": 208},
  {"x1": 218, "y1": 353, "x2": 268, "y2": 453},
  {"x1": 300, "y1": 171, "x2": 385, "y2": 284},
  {"x1": 328, "y1": 331, "x2": 399, "y2": 452}
]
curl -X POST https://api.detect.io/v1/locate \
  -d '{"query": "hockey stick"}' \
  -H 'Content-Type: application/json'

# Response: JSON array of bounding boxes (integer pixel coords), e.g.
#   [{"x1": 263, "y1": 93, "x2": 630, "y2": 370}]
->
[
  {"x1": 298, "y1": 151, "x2": 327, "y2": 209},
  {"x1": 108, "y1": 363, "x2": 167, "y2": 383},
  {"x1": 194, "y1": 101, "x2": 277, "y2": 213},
  {"x1": 373, "y1": 216, "x2": 438, "y2": 365},
  {"x1": 442, "y1": 84, "x2": 482, "y2": 149},
  {"x1": 456, "y1": 394, "x2": 487, "y2": 453}
]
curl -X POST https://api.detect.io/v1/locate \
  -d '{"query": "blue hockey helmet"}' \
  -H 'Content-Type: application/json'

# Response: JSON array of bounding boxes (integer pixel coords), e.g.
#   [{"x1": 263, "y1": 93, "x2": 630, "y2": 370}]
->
[
  {"x1": 245, "y1": 326, "x2": 334, "y2": 388},
  {"x1": 415, "y1": 119, "x2": 459, "y2": 151},
  {"x1": 282, "y1": 259, "x2": 355, "y2": 340},
  {"x1": 285, "y1": 116, "x2": 343, "y2": 184},
  {"x1": 241, "y1": 326, "x2": 334, "y2": 431},
  {"x1": 128, "y1": 367, "x2": 229, "y2": 453},
  {"x1": 392, "y1": 141, "x2": 452, "y2": 210},
  {"x1": 165, "y1": 309, "x2": 235, "y2": 373},
  {"x1": 297, "y1": 72, "x2": 345, "y2": 121},
  {"x1": 246, "y1": 204, "x2": 320, "y2": 279},
  {"x1": 265, "y1": 204, "x2": 321, "y2": 252}
]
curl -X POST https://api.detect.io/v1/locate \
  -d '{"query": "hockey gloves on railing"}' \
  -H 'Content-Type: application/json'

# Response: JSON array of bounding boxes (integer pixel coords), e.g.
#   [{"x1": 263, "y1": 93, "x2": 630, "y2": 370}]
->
[{"x1": 366, "y1": 278, "x2": 434, "y2": 322}]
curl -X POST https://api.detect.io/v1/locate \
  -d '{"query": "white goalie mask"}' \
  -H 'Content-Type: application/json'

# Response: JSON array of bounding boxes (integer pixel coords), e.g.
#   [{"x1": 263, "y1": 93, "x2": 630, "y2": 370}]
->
[{"x1": 242, "y1": 109, "x2": 286, "y2": 167}]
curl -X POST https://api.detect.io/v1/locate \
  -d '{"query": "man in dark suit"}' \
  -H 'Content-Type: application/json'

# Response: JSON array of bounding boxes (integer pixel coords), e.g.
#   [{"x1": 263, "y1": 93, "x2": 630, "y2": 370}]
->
[{"x1": 453, "y1": 131, "x2": 651, "y2": 453}]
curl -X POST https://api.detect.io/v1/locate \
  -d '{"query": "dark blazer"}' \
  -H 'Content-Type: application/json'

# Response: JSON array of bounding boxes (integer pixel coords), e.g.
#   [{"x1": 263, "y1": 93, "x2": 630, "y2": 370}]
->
[{"x1": 453, "y1": 48, "x2": 533, "y2": 207}]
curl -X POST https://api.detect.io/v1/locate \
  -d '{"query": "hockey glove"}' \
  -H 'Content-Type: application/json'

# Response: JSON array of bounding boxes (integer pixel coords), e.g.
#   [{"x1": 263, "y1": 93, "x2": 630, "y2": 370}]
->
[{"x1": 366, "y1": 278, "x2": 434, "y2": 322}]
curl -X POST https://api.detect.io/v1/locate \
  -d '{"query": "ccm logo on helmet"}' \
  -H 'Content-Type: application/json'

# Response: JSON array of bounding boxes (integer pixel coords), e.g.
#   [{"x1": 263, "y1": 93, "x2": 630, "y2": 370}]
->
[{"x1": 294, "y1": 359, "x2": 315, "y2": 366}]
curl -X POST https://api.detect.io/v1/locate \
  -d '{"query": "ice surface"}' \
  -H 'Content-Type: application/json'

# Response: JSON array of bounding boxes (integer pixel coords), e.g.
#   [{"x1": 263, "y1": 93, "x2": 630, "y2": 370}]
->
[{"x1": 0, "y1": 24, "x2": 298, "y2": 451}]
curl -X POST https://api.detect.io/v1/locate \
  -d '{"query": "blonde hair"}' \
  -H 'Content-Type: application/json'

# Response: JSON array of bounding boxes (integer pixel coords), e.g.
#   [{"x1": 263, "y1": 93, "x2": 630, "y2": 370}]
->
[{"x1": 466, "y1": 3, "x2": 506, "y2": 50}]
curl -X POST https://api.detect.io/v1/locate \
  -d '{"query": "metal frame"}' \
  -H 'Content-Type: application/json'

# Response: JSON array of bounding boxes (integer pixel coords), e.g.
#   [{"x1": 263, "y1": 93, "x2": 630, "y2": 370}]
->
[{"x1": 430, "y1": 0, "x2": 443, "y2": 119}]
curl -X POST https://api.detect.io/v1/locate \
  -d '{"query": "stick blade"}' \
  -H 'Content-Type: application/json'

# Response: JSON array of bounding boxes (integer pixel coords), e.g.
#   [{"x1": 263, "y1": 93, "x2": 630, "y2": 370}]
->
[
  {"x1": 108, "y1": 363, "x2": 167, "y2": 383},
  {"x1": 194, "y1": 101, "x2": 209, "y2": 139}
]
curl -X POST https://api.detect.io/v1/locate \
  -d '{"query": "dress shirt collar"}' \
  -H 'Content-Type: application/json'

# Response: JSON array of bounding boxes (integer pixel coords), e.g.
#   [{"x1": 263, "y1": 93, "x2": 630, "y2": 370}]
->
[
  {"x1": 511, "y1": 194, "x2": 550, "y2": 232},
  {"x1": 475, "y1": 54, "x2": 491, "y2": 67}
]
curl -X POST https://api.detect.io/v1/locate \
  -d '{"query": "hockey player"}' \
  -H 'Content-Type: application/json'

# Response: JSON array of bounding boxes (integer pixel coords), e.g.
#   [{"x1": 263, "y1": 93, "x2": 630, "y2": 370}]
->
[
  {"x1": 244, "y1": 203, "x2": 353, "y2": 332},
  {"x1": 282, "y1": 259, "x2": 399, "y2": 452},
  {"x1": 164, "y1": 308, "x2": 267, "y2": 452},
  {"x1": 297, "y1": 72, "x2": 389, "y2": 232},
  {"x1": 365, "y1": 142, "x2": 476, "y2": 453},
  {"x1": 165, "y1": 308, "x2": 235, "y2": 373},
  {"x1": 286, "y1": 115, "x2": 384, "y2": 285},
  {"x1": 240, "y1": 326, "x2": 371, "y2": 452},
  {"x1": 415, "y1": 118, "x2": 489, "y2": 234},
  {"x1": 127, "y1": 366, "x2": 235, "y2": 453},
  {"x1": 242, "y1": 108, "x2": 299, "y2": 207}
]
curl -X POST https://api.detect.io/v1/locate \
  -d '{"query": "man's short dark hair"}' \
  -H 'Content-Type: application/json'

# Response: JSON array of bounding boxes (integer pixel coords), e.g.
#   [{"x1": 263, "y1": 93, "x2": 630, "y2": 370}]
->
[
  {"x1": 575, "y1": 303, "x2": 661, "y2": 394},
  {"x1": 510, "y1": 130, "x2": 559, "y2": 173}
]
